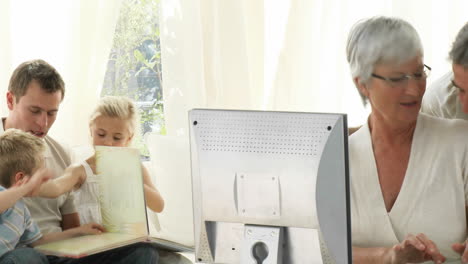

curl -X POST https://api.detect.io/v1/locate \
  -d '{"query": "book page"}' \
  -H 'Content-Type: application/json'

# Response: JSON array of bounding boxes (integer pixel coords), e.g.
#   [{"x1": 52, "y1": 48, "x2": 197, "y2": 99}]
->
[
  {"x1": 35, "y1": 233, "x2": 146, "y2": 258},
  {"x1": 95, "y1": 146, "x2": 148, "y2": 235}
]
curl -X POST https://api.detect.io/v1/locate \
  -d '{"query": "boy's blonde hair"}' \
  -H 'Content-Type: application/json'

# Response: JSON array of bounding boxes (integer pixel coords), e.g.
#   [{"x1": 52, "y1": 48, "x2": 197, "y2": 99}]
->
[
  {"x1": 89, "y1": 96, "x2": 138, "y2": 135},
  {"x1": 0, "y1": 129, "x2": 45, "y2": 188}
]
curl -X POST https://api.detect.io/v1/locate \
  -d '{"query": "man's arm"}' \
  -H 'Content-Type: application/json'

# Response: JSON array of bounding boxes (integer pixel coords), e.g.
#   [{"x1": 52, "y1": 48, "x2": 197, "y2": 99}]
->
[
  {"x1": 61, "y1": 212, "x2": 80, "y2": 230},
  {"x1": 451, "y1": 206, "x2": 468, "y2": 261}
]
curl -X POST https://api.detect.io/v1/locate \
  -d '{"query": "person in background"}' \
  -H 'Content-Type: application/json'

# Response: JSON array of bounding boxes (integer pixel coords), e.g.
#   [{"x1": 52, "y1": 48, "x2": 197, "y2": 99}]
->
[
  {"x1": 346, "y1": 16, "x2": 468, "y2": 263},
  {"x1": 421, "y1": 22, "x2": 468, "y2": 120}
]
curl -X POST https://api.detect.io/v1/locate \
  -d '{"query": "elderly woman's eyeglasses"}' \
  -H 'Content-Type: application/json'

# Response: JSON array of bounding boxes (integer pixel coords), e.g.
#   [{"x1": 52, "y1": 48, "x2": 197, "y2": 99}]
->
[{"x1": 371, "y1": 64, "x2": 431, "y2": 88}]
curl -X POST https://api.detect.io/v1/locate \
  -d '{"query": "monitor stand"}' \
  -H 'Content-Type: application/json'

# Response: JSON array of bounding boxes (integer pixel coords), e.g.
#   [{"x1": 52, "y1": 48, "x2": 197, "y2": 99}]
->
[{"x1": 241, "y1": 225, "x2": 284, "y2": 264}]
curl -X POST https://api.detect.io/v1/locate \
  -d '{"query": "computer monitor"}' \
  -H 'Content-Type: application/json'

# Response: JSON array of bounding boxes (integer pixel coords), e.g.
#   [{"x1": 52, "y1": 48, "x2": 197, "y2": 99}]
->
[{"x1": 189, "y1": 109, "x2": 351, "y2": 264}]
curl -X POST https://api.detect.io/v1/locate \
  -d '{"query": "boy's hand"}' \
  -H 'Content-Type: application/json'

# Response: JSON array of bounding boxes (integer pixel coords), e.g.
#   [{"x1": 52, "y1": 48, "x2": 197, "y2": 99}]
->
[
  {"x1": 76, "y1": 223, "x2": 106, "y2": 235},
  {"x1": 19, "y1": 168, "x2": 53, "y2": 196},
  {"x1": 12, "y1": 177, "x2": 29, "y2": 188}
]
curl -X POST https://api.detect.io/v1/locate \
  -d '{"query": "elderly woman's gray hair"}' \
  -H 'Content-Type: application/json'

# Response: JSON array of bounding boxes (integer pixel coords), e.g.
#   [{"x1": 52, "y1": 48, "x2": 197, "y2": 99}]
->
[
  {"x1": 449, "y1": 22, "x2": 468, "y2": 67},
  {"x1": 346, "y1": 16, "x2": 423, "y2": 105}
]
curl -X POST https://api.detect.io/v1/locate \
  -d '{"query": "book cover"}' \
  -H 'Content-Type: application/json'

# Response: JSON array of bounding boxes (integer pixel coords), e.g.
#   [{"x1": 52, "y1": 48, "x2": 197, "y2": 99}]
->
[{"x1": 35, "y1": 146, "x2": 148, "y2": 257}]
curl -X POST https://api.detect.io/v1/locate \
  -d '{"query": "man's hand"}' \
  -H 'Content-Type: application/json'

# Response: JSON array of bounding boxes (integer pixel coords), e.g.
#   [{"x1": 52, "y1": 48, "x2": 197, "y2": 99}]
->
[
  {"x1": 75, "y1": 223, "x2": 106, "y2": 235},
  {"x1": 32, "y1": 223, "x2": 107, "y2": 247},
  {"x1": 452, "y1": 240, "x2": 468, "y2": 263}
]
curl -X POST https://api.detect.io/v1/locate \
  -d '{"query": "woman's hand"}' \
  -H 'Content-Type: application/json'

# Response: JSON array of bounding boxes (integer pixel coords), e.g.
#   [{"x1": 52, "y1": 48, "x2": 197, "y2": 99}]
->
[
  {"x1": 385, "y1": 233, "x2": 446, "y2": 264},
  {"x1": 452, "y1": 240, "x2": 468, "y2": 263}
]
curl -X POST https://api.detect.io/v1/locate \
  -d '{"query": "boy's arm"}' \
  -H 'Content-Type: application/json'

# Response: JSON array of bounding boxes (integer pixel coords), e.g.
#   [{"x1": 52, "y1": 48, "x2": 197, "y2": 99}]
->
[
  {"x1": 37, "y1": 165, "x2": 85, "y2": 198},
  {"x1": 142, "y1": 165, "x2": 165, "y2": 213},
  {"x1": 0, "y1": 186, "x2": 31, "y2": 213},
  {"x1": 0, "y1": 168, "x2": 52, "y2": 213},
  {"x1": 30, "y1": 223, "x2": 105, "y2": 246}
]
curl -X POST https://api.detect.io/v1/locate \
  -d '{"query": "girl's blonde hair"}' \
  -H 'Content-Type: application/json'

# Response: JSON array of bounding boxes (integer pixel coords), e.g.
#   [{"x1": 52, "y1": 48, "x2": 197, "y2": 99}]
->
[{"x1": 89, "y1": 96, "x2": 139, "y2": 136}]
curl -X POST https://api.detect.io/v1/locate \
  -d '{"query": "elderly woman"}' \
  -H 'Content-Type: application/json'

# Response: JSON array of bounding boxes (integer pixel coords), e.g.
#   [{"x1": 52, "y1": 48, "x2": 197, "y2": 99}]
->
[{"x1": 347, "y1": 17, "x2": 468, "y2": 264}]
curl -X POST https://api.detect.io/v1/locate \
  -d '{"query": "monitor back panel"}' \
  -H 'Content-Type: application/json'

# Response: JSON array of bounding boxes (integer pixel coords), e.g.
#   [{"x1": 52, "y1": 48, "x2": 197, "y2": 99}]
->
[{"x1": 189, "y1": 109, "x2": 350, "y2": 264}]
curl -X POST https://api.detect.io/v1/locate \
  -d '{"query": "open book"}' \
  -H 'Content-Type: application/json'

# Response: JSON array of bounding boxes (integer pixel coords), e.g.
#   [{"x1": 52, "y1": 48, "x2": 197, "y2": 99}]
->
[{"x1": 35, "y1": 146, "x2": 193, "y2": 258}]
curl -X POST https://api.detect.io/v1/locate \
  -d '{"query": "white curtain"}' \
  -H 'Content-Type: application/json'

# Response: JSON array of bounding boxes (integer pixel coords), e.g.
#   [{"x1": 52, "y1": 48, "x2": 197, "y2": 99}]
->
[
  {"x1": 159, "y1": 0, "x2": 264, "y2": 136},
  {"x1": 150, "y1": 0, "x2": 264, "y2": 245},
  {"x1": 0, "y1": 0, "x2": 122, "y2": 147},
  {"x1": 160, "y1": 0, "x2": 468, "y2": 134},
  {"x1": 271, "y1": 0, "x2": 468, "y2": 126},
  {"x1": 0, "y1": 2, "x2": 12, "y2": 96}
]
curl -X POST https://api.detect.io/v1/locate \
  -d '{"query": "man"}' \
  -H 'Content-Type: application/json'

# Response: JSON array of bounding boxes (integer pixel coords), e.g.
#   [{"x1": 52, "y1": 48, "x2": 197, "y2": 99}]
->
[
  {"x1": 421, "y1": 22, "x2": 468, "y2": 119},
  {"x1": 2, "y1": 59, "x2": 78, "y2": 233},
  {"x1": 2, "y1": 60, "x2": 159, "y2": 263},
  {"x1": 420, "y1": 22, "x2": 468, "y2": 261}
]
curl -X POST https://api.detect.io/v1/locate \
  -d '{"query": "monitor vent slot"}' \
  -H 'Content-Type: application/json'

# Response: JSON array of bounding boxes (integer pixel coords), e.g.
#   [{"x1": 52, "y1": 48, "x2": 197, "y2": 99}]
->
[{"x1": 193, "y1": 111, "x2": 338, "y2": 156}]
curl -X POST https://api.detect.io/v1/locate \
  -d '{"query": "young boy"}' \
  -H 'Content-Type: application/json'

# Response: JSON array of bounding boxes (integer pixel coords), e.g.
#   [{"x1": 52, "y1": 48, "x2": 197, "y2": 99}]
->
[{"x1": 0, "y1": 129, "x2": 104, "y2": 264}]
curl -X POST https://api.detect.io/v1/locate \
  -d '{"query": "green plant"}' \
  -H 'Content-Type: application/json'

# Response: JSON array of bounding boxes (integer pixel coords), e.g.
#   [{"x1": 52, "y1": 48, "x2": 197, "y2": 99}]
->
[{"x1": 101, "y1": 0, "x2": 164, "y2": 158}]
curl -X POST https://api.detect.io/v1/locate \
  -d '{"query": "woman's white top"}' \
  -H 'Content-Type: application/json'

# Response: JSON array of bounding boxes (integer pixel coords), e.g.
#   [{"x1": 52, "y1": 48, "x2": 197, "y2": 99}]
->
[{"x1": 350, "y1": 113, "x2": 468, "y2": 263}]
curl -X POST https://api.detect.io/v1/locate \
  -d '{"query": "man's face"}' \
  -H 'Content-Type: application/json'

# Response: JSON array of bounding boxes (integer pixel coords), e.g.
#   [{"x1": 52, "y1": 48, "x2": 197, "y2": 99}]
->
[
  {"x1": 453, "y1": 64, "x2": 468, "y2": 113},
  {"x1": 6, "y1": 80, "x2": 62, "y2": 137}
]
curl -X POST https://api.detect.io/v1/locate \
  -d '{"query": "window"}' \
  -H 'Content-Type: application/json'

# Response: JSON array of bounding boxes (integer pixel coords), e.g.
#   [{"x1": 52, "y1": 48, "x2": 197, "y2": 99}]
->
[{"x1": 101, "y1": 0, "x2": 164, "y2": 159}]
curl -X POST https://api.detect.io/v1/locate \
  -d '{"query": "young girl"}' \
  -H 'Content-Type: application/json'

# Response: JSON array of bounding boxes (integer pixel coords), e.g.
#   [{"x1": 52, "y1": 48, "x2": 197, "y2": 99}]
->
[{"x1": 40, "y1": 96, "x2": 164, "y2": 224}]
